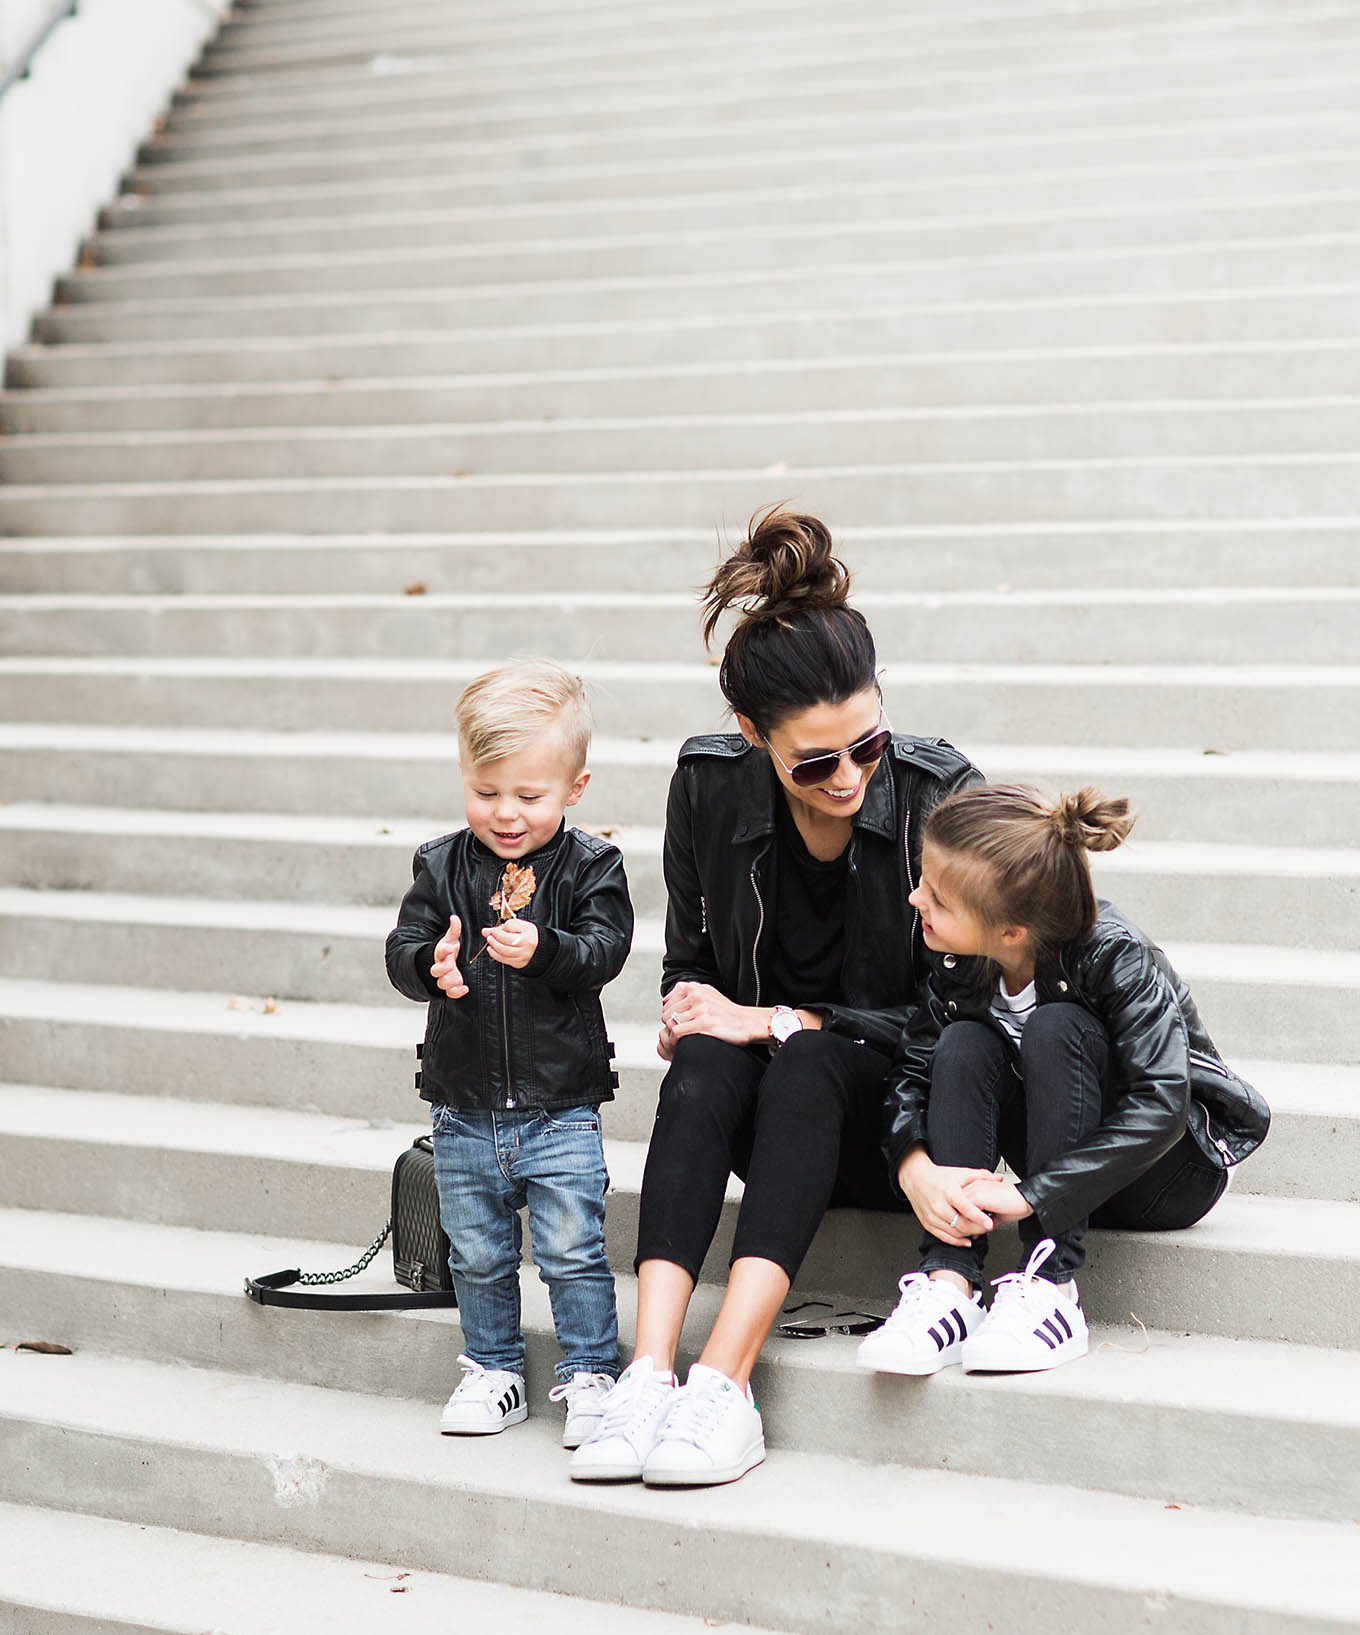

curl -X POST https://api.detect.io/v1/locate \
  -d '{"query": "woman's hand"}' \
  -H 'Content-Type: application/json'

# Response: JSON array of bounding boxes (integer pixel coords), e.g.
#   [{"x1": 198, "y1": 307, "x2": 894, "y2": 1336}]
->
[
  {"x1": 959, "y1": 1176, "x2": 1033, "y2": 1222},
  {"x1": 896, "y1": 1146, "x2": 997, "y2": 1247},
  {"x1": 661, "y1": 981, "x2": 771, "y2": 1047},
  {"x1": 656, "y1": 1021, "x2": 678, "y2": 1062}
]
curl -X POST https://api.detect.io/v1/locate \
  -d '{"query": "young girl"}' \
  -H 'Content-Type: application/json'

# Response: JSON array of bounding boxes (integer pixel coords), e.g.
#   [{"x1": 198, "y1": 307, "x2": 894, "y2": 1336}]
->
[{"x1": 858, "y1": 783, "x2": 1270, "y2": 1377}]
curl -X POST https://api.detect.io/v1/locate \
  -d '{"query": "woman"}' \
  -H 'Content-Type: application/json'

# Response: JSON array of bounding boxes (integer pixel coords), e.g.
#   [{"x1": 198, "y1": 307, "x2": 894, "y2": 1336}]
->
[{"x1": 570, "y1": 507, "x2": 979, "y2": 1488}]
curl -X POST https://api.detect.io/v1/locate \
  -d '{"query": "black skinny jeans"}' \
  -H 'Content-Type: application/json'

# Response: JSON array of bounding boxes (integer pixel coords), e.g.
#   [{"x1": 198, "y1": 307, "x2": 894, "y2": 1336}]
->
[
  {"x1": 922, "y1": 1004, "x2": 1226, "y2": 1287},
  {"x1": 635, "y1": 1030, "x2": 905, "y2": 1284}
]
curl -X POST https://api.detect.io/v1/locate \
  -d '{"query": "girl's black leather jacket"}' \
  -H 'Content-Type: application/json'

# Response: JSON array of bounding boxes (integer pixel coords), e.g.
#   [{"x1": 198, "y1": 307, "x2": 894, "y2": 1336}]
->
[
  {"x1": 662, "y1": 732, "x2": 980, "y2": 1056},
  {"x1": 881, "y1": 903, "x2": 1271, "y2": 1235},
  {"x1": 385, "y1": 823, "x2": 633, "y2": 1111}
]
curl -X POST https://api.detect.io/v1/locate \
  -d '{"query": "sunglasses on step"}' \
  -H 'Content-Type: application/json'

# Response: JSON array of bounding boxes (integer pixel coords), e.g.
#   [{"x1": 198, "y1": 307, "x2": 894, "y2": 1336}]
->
[
  {"x1": 777, "y1": 1300, "x2": 885, "y2": 1339},
  {"x1": 765, "y1": 714, "x2": 893, "y2": 790}
]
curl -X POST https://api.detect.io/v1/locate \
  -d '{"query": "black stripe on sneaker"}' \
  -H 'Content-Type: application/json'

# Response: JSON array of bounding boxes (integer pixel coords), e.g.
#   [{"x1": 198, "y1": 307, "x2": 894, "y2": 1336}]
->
[
  {"x1": 1038, "y1": 1317, "x2": 1065, "y2": 1347},
  {"x1": 1051, "y1": 1307, "x2": 1074, "y2": 1340},
  {"x1": 928, "y1": 1323, "x2": 948, "y2": 1351},
  {"x1": 497, "y1": 1386, "x2": 521, "y2": 1416}
]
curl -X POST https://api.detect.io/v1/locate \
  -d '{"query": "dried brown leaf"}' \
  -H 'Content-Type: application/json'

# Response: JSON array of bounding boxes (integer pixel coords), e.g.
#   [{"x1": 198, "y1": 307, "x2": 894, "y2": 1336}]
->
[
  {"x1": 403, "y1": 582, "x2": 428, "y2": 596},
  {"x1": 15, "y1": 1341, "x2": 72, "y2": 1355}
]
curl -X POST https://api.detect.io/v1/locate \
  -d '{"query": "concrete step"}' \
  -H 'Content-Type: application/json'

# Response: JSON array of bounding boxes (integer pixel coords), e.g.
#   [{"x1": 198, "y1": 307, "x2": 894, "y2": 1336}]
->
[
  {"x1": 4, "y1": 586, "x2": 1359, "y2": 667},
  {"x1": 18, "y1": 343, "x2": 1360, "y2": 435},
  {"x1": 0, "y1": 889, "x2": 1355, "y2": 1061},
  {"x1": 54, "y1": 196, "x2": 1360, "y2": 304},
  {"x1": 0, "y1": 1502, "x2": 780, "y2": 1635},
  {"x1": 181, "y1": 5, "x2": 1360, "y2": 99},
  {"x1": 12, "y1": 652, "x2": 1360, "y2": 753},
  {"x1": 103, "y1": 111, "x2": 1360, "y2": 232},
  {"x1": 143, "y1": 29, "x2": 1360, "y2": 159},
  {"x1": 4, "y1": 454, "x2": 1360, "y2": 537},
  {"x1": 4, "y1": 522, "x2": 1358, "y2": 595},
  {"x1": 12, "y1": 401, "x2": 1360, "y2": 488},
  {"x1": 3, "y1": 1348, "x2": 1358, "y2": 1634},
  {"x1": 0, "y1": 520, "x2": 1355, "y2": 596},
  {"x1": 188, "y1": 0, "x2": 1330, "y2": 81},
  {"x1": 1, "y1": 1204, "x2": 1358, "y2": 1522},
  {"x1": 19, "y1": 297, "x2": 1360, "y2": 395},
  {"x1": 33, "y1": 254, "x2": 1360, "y2": 348},
  {"x1": 2, "y1": 727, "x2": 1357, "y2": 844},
  {"x1": 102, "y1": 152, "x2": 1360, "y2": 263},
  {"x1": 4, "y1": 808, "x2": 1357, "y2": 951},
  {"x1": 141, "y1": 60, "x2": 1360, "y2": 175}
]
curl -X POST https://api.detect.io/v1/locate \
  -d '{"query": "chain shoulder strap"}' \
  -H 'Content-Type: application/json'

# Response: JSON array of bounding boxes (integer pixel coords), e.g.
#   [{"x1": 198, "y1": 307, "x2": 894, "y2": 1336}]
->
[{"x1": 294, "y1": 1217, "x2": 392, "y2": 1286}]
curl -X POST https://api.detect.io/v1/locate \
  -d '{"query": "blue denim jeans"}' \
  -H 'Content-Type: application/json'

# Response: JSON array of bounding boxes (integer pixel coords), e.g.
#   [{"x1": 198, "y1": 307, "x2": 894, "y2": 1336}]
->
[{"x1": 430, "y1": 1103, "x2": 619, "y2": 1384}]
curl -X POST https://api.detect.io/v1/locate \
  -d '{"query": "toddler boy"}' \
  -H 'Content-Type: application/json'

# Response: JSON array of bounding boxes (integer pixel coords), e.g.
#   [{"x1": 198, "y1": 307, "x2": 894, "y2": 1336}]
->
[{"x1": 385, "y1": 660, "x2": 633, "y2": 1445}]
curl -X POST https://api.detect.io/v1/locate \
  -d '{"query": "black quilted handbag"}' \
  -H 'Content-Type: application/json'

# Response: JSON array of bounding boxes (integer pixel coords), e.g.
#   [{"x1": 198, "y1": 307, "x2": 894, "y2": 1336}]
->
[{"x1": 245, "y1": 1136, "x2": 457, "y2": 1310}]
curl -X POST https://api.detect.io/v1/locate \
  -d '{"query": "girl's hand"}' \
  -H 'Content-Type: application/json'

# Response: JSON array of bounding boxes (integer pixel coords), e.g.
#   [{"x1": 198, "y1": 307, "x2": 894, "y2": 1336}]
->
[
  {"x1": 662, "y1": 981, "x2": 769, "y2": 1046},
  {"x1": 960, "y1": 1176, "x2": 1033, "y2": 1222},
  {"x1": 896, "y1": 1146, "x2": 996, "y2": 1246},
  {"x1": 431, "y1": 914, "x2": 468, "y2": 998},
  {"x1": 482, "y1": 916, "x2": 539, "y2": 970}
]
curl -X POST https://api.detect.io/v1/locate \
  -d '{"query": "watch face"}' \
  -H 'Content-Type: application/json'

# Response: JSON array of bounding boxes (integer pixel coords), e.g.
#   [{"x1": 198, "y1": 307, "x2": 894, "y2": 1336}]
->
[{"x1": 772, "y1": 1010, "x2": 802, "y2": 1042}]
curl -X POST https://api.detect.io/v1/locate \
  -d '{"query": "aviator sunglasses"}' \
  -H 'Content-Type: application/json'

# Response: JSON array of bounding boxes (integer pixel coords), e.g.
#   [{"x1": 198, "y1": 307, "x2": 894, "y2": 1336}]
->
[{"x1": 765, "y1": 711, "x2": 892, "y2": 790}]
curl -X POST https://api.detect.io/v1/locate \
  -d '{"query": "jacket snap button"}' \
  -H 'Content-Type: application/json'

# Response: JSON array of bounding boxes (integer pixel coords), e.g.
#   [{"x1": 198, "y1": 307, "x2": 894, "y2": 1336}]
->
[
  {"x1": 1057, "y1": 981, "x2": 1069, "y2": 993},
  {"x1": 947, "y1": 1000, "x2": 957, "y2": 1016},
  {"x1": 942, "y1": 954, "x2": 957, "y2": 969}
]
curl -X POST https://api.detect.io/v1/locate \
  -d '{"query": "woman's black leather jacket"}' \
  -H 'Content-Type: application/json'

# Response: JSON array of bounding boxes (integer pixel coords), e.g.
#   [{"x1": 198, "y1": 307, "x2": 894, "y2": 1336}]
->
[
  {"x1": 662, "y1": 732, "x2": 980, "y2": 1057},
  {"x1": 881, "y1": 903, "x2": 1271, "y2": 1235},
  {"x1": 385, "y1": 823, "x2": 633, "y2": 1111}
]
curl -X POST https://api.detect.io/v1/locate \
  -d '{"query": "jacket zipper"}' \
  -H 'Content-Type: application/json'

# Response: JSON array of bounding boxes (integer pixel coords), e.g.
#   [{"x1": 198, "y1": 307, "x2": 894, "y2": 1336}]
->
[
  {"x1": 749, "y1": 865, "x2": 766, "y2": 1007},
  {"x1": 1198, "y1": 1099, "x2": 1236, "y2": 1167}
]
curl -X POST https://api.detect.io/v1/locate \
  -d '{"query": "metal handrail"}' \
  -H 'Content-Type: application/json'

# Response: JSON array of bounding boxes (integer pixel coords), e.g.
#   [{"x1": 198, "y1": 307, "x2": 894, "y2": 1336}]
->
[{"x1": 0, "y1": 1, "x2": 78, "y2": 104}]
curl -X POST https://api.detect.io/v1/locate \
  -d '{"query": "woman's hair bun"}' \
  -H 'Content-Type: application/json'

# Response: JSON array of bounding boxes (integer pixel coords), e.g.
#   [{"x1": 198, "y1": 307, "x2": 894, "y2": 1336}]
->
[
  {"x1": 701, "y1": 505, "x2": 852, "y2": 647},
  {"x1": 1049, "y1": 787, "x2": 1135, "y2": 853}
]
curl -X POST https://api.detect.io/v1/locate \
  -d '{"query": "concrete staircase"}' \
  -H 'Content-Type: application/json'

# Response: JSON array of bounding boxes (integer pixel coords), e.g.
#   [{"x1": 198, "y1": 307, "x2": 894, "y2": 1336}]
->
[{"x1": 2, "y1": 0, "x2": 1360, "y2": 1627}]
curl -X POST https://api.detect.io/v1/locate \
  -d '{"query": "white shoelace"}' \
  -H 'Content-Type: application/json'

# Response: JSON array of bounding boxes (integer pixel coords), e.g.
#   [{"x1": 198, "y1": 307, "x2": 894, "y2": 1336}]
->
[
  {"x1": 596, "y1": 1367, "x2": 672, "y2": 1439},
  {"x1": 659, "y1": 1379, "x2": 732, "y2": 1446},
  {"x1": 982, "y1": 1238, "x2": 1067, "y2": 1337},
  {"x1": 548, "y1": 1372, "x2": 614, "y2": 1405},
  {"x1": 450, "y1": 1352, "x2": 513, "y2": 1400},
  {"x1": 883, "y1": 1271, "x2": 950, "y2": 1328}
]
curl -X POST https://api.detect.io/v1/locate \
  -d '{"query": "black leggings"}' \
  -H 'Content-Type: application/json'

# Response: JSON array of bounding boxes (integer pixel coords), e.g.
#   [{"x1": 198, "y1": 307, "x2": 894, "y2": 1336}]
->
[
  {"x1": 635, "y1": 1030, "x2": 906, "y2": 1284},
  {"x1": 922, "y1": 1006, "x2": 1227, "y2": 1287}
]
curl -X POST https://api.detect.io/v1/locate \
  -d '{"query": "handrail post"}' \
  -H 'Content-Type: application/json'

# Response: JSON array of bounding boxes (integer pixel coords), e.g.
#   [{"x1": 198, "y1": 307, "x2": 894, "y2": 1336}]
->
[{"x1": 0, "y1": 2, "x2": 79, "y2": 105}]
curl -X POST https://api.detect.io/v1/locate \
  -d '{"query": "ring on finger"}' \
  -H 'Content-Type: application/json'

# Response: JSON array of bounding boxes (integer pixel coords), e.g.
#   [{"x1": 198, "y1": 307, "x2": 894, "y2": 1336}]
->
[{"x1": 949, "y1": 1210, "x2": 960, "y2": 1229}]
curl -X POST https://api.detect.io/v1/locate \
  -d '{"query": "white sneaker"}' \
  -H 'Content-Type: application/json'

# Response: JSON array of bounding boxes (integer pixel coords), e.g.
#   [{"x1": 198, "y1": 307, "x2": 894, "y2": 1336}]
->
[
  {"x1": 568, "y1": 1356, "x2": 676, "y2": 1481},
  {"x1": 961, "y1": 1239, "x2": 1089, "y2": 1374},
  {"x1": 438, "y1": 1353, "x2": 528, "y2": 1435},
  {"x1": 548, "y1": 1371, "x2": 617, "y2": 1449},
  {"x1": 855, "y1": 1272, "x2": 983, "y2": 1375},
  {"x1": 641, "y1": 1363, "x2": 765, "y2": 1488}
]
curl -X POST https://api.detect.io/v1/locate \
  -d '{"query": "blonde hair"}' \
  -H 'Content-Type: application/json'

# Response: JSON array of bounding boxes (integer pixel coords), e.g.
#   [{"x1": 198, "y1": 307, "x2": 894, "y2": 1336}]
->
[
  {"x1": 455, "y1": 660, "x2": 592, "y2": 771},
  {"x1": 926, "y1": 784, "x2": 1135, "y2": 956}
]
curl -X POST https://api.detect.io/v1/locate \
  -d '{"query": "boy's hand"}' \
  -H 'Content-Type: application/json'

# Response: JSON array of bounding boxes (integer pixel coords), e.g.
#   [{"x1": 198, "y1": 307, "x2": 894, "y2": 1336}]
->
[
  {"x1": 483, "y1": 916, "x2": 539, "y2": 969},
  {"x1": 431, "y1": 914, "x2": 468, "y2": 998}
]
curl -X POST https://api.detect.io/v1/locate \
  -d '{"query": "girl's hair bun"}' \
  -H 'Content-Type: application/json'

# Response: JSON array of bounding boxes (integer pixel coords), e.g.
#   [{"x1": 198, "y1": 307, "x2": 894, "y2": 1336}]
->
[
  {"x1": 701, "y1": 505, "x2": 852, "y2": 647},
  {"x1": 1049, "y1": 787, "x2": 1135, "y2": 853}
]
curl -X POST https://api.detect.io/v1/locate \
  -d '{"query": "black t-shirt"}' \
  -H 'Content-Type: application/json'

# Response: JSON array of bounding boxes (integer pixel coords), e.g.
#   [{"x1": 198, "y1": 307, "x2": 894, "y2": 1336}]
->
[{"x1": 764, "y1": 796, "x2": 849, "y2": 1008}]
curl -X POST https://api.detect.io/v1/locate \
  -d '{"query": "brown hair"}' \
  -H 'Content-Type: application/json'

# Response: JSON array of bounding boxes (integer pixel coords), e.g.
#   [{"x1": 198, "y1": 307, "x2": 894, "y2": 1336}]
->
[
  {"x1": 926, "y1": 784, "x2": 1135, "y2": 957},
  {"x1": 700, "y1": 505, "x2": 876, "y2": 735}
]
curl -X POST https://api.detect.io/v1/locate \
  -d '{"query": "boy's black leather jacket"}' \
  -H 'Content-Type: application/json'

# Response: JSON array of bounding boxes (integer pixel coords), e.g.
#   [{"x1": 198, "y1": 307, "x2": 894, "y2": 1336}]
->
[
  {"x1": 881, "y1": 903, "x2": 1271, "y2": 1236},
  {"x1": 385, "y1": 823, "x2": 633, "y2": 1111},
  {"x1": 662, "y1": 732, "x2": 980, "y2": 1057}
]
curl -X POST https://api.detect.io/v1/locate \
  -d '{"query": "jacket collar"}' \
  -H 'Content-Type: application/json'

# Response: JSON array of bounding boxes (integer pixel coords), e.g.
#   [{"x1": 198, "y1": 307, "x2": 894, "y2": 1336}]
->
[
  {"x1": 465, "y1": 821, "x2": 567, "y2": 867},
  {"x1": 729, "y1": 741, "x2": 898, "y2": 844}
]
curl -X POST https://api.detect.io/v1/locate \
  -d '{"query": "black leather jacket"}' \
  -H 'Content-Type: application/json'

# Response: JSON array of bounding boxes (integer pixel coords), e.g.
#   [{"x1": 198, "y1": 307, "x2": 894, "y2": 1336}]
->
[
  {"x1": 385, "y1": 824, "x2": 633, "y2": 1111},
  {"x1": 881, "y1": 903, "x2": 1271, "y2": 1236},
  {"x1": 662, "y1": 732, "x2": 980, "y2": 1056}
]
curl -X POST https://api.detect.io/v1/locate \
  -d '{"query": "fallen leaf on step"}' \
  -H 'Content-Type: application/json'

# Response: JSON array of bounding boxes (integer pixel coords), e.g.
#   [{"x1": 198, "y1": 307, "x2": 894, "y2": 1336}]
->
[
  {"x1": 1164, "y1": 1503, "x2": 1182, "y2": 1511},
  {"x1": 262, "y1": 996, "x2": 278, "y2": 1015},
  {"x1": 13, "y1": 1341, "x2": 72, "y2": 1354},
  {"x1": 1201, "y1": 747, "x2": 1228, "y2": 757},
  {"x1": 403, "y1": 582, "x2": 428, "y2": 596},
  {"x1": 226, "y1": 995, "x2": 253, "y2": 1011}
]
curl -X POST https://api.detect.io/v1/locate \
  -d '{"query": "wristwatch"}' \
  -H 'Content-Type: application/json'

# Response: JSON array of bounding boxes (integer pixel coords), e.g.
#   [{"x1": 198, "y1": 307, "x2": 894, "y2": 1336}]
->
[{"x1": 769, "y1": 1005, "x2": 803, "y2": 1047}]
